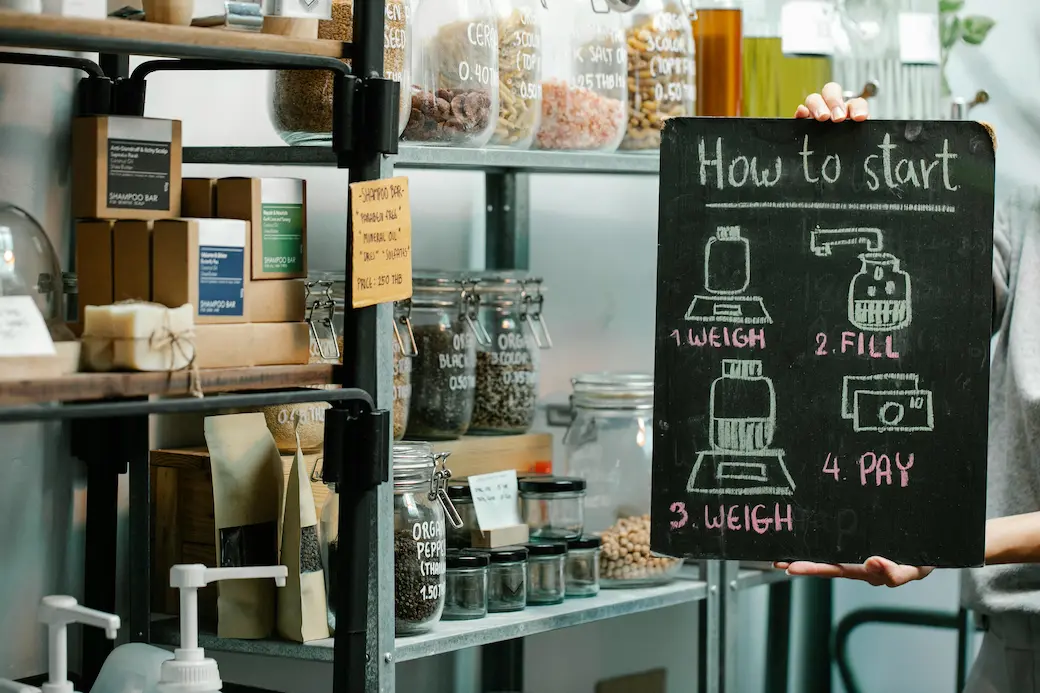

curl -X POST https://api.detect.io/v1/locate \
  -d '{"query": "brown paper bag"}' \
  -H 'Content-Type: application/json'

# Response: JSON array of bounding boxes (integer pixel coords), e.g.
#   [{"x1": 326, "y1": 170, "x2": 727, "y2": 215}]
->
[
  {"x1": 277, "y1": 426, "x2": 330, "y2": 642},
  {"x1": 205, "y1": 413, "x2": 285, "y2": 639}
]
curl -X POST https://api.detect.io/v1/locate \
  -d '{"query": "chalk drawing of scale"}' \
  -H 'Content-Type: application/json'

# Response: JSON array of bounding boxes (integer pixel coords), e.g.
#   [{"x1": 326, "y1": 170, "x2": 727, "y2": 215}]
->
[
  {"x1": 687, "y1": 359, "x2": 796, "y2": 497},
  {"x1": 685, "y1": 226, "x2": 773, "y2": 325},
  {"x1": 810, "y1": 228, "x2": 912, "y2": 332}
]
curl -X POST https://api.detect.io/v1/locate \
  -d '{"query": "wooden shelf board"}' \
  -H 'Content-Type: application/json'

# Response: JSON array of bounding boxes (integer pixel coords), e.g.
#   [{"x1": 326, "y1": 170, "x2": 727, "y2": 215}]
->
[{"x1": 0, "y1": 364, "x2": 336, "y2": 405}]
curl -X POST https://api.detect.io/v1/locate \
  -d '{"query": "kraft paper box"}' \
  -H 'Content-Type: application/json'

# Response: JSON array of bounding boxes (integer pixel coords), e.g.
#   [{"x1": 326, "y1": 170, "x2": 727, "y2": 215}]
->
[
  {"x1": 216, "y1": 178, "x2": 307, "y2": 280},
  {"x1": 152, "y1": 218, "x2": 249, "y2": 324},
  {"x1": 194, "y1": 323, "x2": 310, "y2": 369},
  {"x1": 113, "y1": 220, "x2": 154, "y2": 303},
  {"x1": 71, "y1": 116, "x2": 182, "y2": 220},
  {"x1": 75, "y1": 220, "x2": 116, "y2": 327},
  {"x1": 182, "y1": 178, "x2": 218, "y2": 217},
  {"x1": 246, "y1": 279, "x2": 306, "y2": 323}
]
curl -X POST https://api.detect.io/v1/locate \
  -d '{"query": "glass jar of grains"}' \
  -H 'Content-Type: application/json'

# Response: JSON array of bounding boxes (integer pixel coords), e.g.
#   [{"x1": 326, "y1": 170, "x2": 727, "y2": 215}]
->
[
  {"x1": 393, "y1": 442, "x2": 461, "y2": 636},
  {"x1": 268, "y1": 0, "x2": 411, "y2": 144},
  {"x1": 405, "y1": 271, "x2": 490, "y2": 440},
  {"x1": 489, "y1": 0, "x2": 545, "y2": 149},
  {"x1": 468, "y1": 272, "x2": 552, "y2": 435}
]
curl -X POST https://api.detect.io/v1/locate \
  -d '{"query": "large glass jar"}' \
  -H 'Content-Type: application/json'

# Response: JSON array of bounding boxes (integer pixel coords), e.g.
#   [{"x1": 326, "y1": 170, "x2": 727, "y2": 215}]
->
[
  {"x1": 268, "y1": 0, "x2": 411, "y2": 144},
  {"x1": 402, "y1": 0, "x2": 499, "y2": 147},
  {"x1": 468, "y1": 272, "x2": 551, "y2": 435},
  {"x1": 393, "y1": 442, "x2": 460, "y2": 635},
  {"x1": 405, "y1": 271, "x2": 490, "y2": 440},
  {"x1": 535, "y1": 0, "x2": 627, "y2": 151},
  {"x1": 618, "y1": 0, "x2": 696, "y2": 152},
  {"x1": 560, "y1": 372, "x2": 682, "y2": 588},
  {"x1": 691, "y1": 0, "x2": 742, "y2": 116},
  {"x1": 489, "y1": 0, "x2": 544, "y2": 149}
]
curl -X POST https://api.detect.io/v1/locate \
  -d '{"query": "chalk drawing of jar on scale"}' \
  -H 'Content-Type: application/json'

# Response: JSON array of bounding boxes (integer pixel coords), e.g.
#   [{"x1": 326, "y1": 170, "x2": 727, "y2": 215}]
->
[
  {"x1": 687, "y1": 359, "x2": 796, "y2": 496},
  {"x1": 685, "y1": 226, "x2": 773, "y2": 325},
  {"x1": 810, "y1": 228, "x2": 912, "y2": 332}
]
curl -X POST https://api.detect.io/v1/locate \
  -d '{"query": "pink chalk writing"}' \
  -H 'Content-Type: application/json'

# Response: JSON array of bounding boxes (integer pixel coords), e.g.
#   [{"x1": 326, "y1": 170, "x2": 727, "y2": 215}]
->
[
  {"x1": 814, "y1": 331, "x2": 899, "y2": 359},
  {"x1": 670, "y1": 326, "x2": 766, "y2": 350},
  {"x1": 703, "y1": 503, "x2": 793, "y2": 534},
  {"x1": 859, "y1": 452, "x2": 914, "y2": 487},
  {"x1": 669, "y1": 501, "x2": 689, "y2": 529},
  {"x1": 823, "y1": 452, "x2": 841, "y2": 481}
]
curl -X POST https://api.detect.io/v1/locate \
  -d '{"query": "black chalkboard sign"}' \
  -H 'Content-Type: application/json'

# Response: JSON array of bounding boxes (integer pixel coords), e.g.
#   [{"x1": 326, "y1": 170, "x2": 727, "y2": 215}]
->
[{"x1": 651, "y1": 118, "x2": 995, "y2": 567}]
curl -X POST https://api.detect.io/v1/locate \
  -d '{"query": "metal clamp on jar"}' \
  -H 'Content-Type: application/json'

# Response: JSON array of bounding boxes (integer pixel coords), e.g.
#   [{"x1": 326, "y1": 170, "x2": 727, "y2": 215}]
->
[{"x1": 393, "y1": 299, "x2": 418, "y2": 440}]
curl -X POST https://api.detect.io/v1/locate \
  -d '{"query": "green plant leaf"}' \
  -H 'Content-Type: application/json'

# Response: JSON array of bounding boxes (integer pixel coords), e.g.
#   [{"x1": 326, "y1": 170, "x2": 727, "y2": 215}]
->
[
  {"x1": 961, "y1": 15, "x2": 996, "y2": 45},
  {"x1": 939, "y1": 0, "x2": 965, "y2": 12},
  {"x1": 941, "y1": 16, "x2": 962, "y2": 48}
]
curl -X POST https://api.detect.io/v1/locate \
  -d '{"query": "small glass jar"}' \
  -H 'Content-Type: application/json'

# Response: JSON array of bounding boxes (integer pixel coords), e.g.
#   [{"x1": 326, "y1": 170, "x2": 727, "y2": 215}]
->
[
  {"x1": 486, "y1": 546, "x2": 528, "y2": 613},
  {"x1": 469, "y1": 272, "x2": 552, "y2": 435},
  {"x1": 565, "y1": 535, "x2": 602, "y2": 598},
  {"x1": 393, "y1": 299, "x2": 417, "y2": 441},
  {"x1": 519, "y1": 477, "x2": 586, "y2": 540},
  {"x1": 393, "y1": 442, "x2": 461, "y2": 636},
  {"x1": 526, "y1": 542, "x2": 566, "y2": 605},
  {"x1": 405, "y1": 271, "x2": 490, "y2": 440},
  {"x1": 443, "y1": 550, "x2": 490, "y2": 620},
  {"x1": 445, "y1": 483, "x2": 478, "y2": 549},
  {"x1": 319, "y1": 481, "x2": 339, "y2": 633},
  {"x1": 490, "y1": 0, "x2": 544, "y2": 149}
]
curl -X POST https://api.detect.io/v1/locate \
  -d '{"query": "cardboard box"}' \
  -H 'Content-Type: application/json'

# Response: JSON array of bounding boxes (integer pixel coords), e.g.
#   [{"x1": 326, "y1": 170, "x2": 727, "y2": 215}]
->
[
  {"x1": 182, "y1": 178, "x2": 217, "y2": 217},
  {"x1": 246, "y1": 278, "x2": 306, "y2": 323},
  {"x1": 72, "y1": 116, "x2": 182, "y2": 220},
  {"x1": 75, "y1": 220, "x2": 116, "y2": 326},
  {"x1": 113, "y1": 220, "x2": 154, "y2": 303},
  {"x1": 152, "y1": 218, "x2": 249, "y2": 324},
  {"x1": 194, "y1": 322, "x2": 310, "y2": 368},
  {"x1": 216, "y1": 178, "x2": 307, "y2": 280}
]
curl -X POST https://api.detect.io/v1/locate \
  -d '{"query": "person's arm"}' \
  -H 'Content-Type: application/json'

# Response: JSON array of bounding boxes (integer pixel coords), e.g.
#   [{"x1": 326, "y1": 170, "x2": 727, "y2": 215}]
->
[{"x1": 985, "y1": 513, "x2": 1040, "y2": 564}]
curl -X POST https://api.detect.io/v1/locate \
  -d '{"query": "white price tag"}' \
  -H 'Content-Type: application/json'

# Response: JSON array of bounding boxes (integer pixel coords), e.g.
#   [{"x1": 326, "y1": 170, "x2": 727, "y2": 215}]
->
[
  {"x1": 0, "y1": 296, "x2": 56, "y2": 358},
  {"x1": 468, "y1": 470, "x2": 521, "y2": 532},
  {"x1": 899, "y1": 13, "x2": 941, "y2": 65},
  {"x1": 781, "y1": 0, "x2": 835, "y2": 56}
]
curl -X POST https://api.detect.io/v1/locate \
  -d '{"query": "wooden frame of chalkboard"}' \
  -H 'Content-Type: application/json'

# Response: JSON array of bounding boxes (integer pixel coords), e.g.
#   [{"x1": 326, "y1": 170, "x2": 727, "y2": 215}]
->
[{"x1": 651, "y1": 118, "x2": 995, "y2": 567}]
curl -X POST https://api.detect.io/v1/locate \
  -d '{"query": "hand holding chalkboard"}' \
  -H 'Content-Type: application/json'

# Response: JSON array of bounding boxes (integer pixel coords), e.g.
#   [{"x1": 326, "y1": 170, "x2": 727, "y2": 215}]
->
[
  {"x1": 794, "y1": 82, "x2": 870, "y2": 122},
  {"x1": 776, "y1": 558, "x2": 934, "y2": 587}
]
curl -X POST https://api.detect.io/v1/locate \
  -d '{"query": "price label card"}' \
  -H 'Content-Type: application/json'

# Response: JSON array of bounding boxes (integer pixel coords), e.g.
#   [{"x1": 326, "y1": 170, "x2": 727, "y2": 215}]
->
[
  {"x1": 0, "y1": 296, "x2": 56, "y2": 358},
  {"x1": 781, "y1": 0, "x2": 836, "y2": 56},
  {"x1": 468, "y1": 470, "x2": 522, "y2": 532},
  {"x1": 349, "y1": 176, "x2": 413, "y2": 309},
  {"x1": 899, "y1": 13, "x2": 942, "y2": 65}
]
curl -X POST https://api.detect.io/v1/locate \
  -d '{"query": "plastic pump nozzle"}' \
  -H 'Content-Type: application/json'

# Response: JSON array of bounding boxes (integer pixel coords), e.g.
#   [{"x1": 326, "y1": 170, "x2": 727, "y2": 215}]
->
[
  {"x1": 158, "y1": 565, "x2": 287, "y2": 693},
  {"x1": 39, "y1": 596, "x2": 121, "y2": 693}
]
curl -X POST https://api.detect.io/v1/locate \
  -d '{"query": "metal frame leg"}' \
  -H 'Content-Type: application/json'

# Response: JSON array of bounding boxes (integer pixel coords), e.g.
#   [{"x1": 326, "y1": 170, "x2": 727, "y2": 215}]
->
[
  {"x1": 802, "y1": 578, "x2": 833, "y2": 693},
  {"x1": 125, "y1": 415, "x2": 151, "y2": 643},
  {"x1": 765, "y1": 580, "x2": 792, "y2": 693},
  {"x1": 481, "y1": 640, "x2": 524, "y2": 693},
  {"x1": 704, "y1": 560, "x2": 722, "y2": 693},
  {"x1": 485, "y1": 171, "x2": 530, "y2": 271}
]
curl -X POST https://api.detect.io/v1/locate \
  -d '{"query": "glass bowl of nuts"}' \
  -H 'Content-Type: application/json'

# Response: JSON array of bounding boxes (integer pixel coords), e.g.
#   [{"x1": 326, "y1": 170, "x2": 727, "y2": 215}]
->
[{"x1": 598, "y1": 514, "x2": 683, "y2": 587}]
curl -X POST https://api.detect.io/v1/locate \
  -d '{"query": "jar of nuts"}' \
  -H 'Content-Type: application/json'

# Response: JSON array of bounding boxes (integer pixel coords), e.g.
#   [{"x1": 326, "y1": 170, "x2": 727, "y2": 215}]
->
[
  {"x1": 267, "y1": 0, "x2": 411, "y2": 144},
  {"x1": 618, "y1": 0, "x2": 696, "y2": 151},
  {"x1": 402, "y1": 0, "x2": 500, "y2": 148},
  {"x1": 488, "y1": 0, "x2": 545, "y2": 149}
]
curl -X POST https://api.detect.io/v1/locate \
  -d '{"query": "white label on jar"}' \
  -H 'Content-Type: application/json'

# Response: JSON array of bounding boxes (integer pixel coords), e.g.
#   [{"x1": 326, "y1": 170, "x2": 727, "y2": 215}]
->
[
  {"x1": 576, "y1": 72, "x2": 624, "y2": 91},
  {"x1": 898, "y1": 12, "x2": 941, "y2": 65},
  {"x1": 275, "y1": 405, "x2": 326, "y2": 425},
  {"x1": 501, "y1": 369, "x2": 537, "y2": 386},
  {"x1": 449, "y1": 374, "x2": 477, "y2": 391},
  {"x1": 411, "y1": 520, "x2": 445, "y2": 592},
  {"x1": 780, "y1": 0, "x2": 835, "y2": 56}
]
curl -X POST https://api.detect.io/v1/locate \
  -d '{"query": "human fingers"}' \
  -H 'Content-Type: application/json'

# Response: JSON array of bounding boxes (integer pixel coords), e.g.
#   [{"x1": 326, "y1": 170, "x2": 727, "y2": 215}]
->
[
  {"x1": 794, "y1": 104, "x2": 812, "y2": 119},
  {"x1": 847, "y1": 97, "x2": 870, "y2": 121},
  {"x1": 821, "y1": 82, "x2": 847, "y2": 121},
  {"x1": 865, "y1": 557, "x2": 935, "y2": 587},
  {"x1": 803, "y1": 93, "x2": 830, "y2": 121}
]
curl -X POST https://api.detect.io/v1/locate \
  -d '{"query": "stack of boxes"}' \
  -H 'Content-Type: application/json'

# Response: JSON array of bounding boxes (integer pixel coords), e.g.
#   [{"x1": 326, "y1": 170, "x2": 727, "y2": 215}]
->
[{"x1": 72, "y1": 115, "x2": 311, "y2": 369}]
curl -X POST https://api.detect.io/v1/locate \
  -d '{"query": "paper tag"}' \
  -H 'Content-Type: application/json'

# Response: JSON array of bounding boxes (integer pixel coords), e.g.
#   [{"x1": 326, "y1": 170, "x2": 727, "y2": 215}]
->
[
  {"x1": 349, "y1": 176, "x2": 413, "y2": 309},
  {"x1": 781, "y1": 0, "x2": 835, "y2": 56},
  {"x1": 899, "y1": 13, "x2": 941, "y2": 65},
  {"x1": 468, "y1": 470, "x2": 522, "y2": 532},
  {"x1": 0, "y1": 296, "x2": 56, "y2": 358}
]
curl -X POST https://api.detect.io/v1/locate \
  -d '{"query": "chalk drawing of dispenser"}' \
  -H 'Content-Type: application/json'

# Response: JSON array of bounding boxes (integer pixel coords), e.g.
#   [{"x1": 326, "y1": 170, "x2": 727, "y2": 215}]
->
[
  {"x1": 687, "y1": 359, "x2": 796, "y2": 497},
  {"x1": 685, "y1": 226, "x2": 773, "y2": 325},
  {"x1": 810, "y1": 228, "x2": 912, "y2": 332}
]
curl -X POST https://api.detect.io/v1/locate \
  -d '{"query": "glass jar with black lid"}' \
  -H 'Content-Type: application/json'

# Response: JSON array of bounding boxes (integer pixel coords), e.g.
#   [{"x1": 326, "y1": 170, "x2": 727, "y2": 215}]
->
[
  {"x1": 519, "y1": 476, "x2": 586, "y2": 540},
  {"x1": 445, "y1": 482, "x2": 479, "y2": 549},
  {"x1": 443, "y1": 550, "x2": 490, "y2": 620},
  {"x1": 485, "y1": 545, "x2": 528, "y2": 612},
  {"x1": 526, "y1": 541, "x2": 567, "y2": 605},
  {"x1": 468, "y1": 271, "x2": 553, "y2": 435},
  {"x1": 565, "y1": 535, "x2": 602, "y2": 598},
  {"x1": 405, "y1": 271, "x2": 491, "y2": 440}
]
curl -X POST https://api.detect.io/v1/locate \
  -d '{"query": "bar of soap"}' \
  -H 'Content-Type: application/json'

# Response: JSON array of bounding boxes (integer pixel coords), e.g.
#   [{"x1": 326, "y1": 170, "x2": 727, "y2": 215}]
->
[{"x1": 82, "y1": 302, "x2": 196, "y2": 372}]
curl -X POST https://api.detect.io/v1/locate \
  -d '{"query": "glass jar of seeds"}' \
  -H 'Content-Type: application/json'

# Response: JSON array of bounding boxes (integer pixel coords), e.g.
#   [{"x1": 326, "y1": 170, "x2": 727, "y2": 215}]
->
[
  {"x1": 443, "y1": 550, "x2": 489, "y2": 620},
  {"x1": 525, "y1": 541, "x2": 567, "y2": 605},
  {"x1": 518, "y1": 476, "x2": 586, "y2": 540},
  {"x1": 565, "y1": 535, "x2": 601, "y2": 598},
  {"x1": 268, "y1": 0, "x2": 412, "y2": 144},
  {"x1": 468, "y1": 272, "x2": 552, "y2": 435},
  {"x1": 405, "y1": 271, "x2": 490, "y2": 440},
  {"x1": 393, "y1": 442, "x2": 461, "y2": 636},
  {"x1": 393, "y1": 299, "x2": 417, "y2": 441},
  {"x1": 485, "y1": 545, "x2": 528, "y2": 613},
  {"x1": 445, "y1": 482, "x2": 478, "y2": 549}
]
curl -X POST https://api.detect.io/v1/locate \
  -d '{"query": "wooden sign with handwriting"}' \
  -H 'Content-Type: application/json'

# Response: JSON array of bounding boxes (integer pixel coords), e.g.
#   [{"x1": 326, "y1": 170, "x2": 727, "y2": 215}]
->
[{"x1": 350, "y1": 176, "x2": 412, "y2": 309}]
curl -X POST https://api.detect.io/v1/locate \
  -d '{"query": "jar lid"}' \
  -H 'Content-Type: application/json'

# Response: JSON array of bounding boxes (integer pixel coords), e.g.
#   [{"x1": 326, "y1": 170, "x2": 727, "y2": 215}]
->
[
  {"x1": 566, "y1": 535, "x2": 602, "y2": 550},
  {"x1": 526, "y1": 541, "x2": 567, "y2": 556},
  {"x1": 470, "y1": 270, "x2": 545, "y2": 295},
  {"x1": 447, "y1": 550, "x2": 490, "y2": 569},
  {"x1": 412, "y1": 270, "x2": 471, "y2": 308},
  {"x1": 518, "y1": 476, "x2": 587, "y2": 494},
  {"x1": 446, "y1": 483, "x2": 472, "y2": 501},
  {"x1": 392, "y1": 441, "x2": 435, "y2": 485},
  {"x1": 571, "y1": 372, "x2": 653, "y2": 409},
  {"x1": 485, "y1": 546, "x2": 528, "y2": 563}
]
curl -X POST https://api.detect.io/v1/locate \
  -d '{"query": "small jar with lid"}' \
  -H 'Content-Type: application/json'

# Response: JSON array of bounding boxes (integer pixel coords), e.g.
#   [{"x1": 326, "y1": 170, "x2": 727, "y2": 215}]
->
[
  {"x1": 443, "y1": 550, "x2": 490, "y2": 620},
  {"x1": 469, "y1": 272, "x2": 552, "y2": 435},
  {"x1": 565, "y1": 535, "x2": 602, "y2": 598},
  {"x1": 526, "y1": 542, "x2": 567, "y2": 605},
  {"x1": 486, "y1": 546, "x2": 528, "y2": 613},
  {"x1": 445, "y1": 483, "x2": 479, "y2": 549},
  {"x1": 405, "y1": 271, "x2": 491, "y2": 440},
  {"x1": 393, "y1": 442, "x2": 461, "y2": 636},
  {"x1": 519, "y1": 477, "x2": 586, "y2": 541}
]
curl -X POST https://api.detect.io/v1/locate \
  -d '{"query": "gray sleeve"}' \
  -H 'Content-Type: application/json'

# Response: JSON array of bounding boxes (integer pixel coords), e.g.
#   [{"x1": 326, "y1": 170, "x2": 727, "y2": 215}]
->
[
  {"x1": 993, "y1": 198, "x2": 1011, "y2": 333},
  {"x1": 993, "y1": 186, "x2": 1040, "y2": 333}
]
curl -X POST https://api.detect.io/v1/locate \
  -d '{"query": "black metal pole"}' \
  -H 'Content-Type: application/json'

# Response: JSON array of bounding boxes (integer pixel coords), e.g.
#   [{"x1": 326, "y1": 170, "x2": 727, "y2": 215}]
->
[
  {"x1": 125, "y1": 414, "x2": 152, "y2": 643},
  {"x1": 802, "y1": 578, "x2": 833, "y2": 693},
  {"x1": 765, "y1": 580, "x2": 792, "y2": 693}
]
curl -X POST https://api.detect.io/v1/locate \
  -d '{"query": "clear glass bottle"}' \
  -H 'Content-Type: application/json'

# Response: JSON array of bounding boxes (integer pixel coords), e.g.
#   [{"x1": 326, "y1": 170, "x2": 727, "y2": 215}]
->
[
  {"x1": 393, "y1": 299, "x2": 417, "y2": 441},
  {"x1": 469, "y1": 272, "x2": 552, "y2": 435},
  {"x1": 319, "y1": 481, "x2": 339, "y2": 633},
  {"x1": 565, "y1": 535, "x2": 602, "y2": 598},
  {"x1": 618, "y1": 0, "x2": 696, "y2": 152},
  {"x1": 486, "y1": 546, "x2": 528, "y2": 612},
  {"x1": 393, "y1": 442, "x2": 460, "y2": 636},
  {"x1": 443, "y1": 550, "x2": 489, "y2": 620},
  {"x1": 561, "y1": 372, "x2": 682, "y2": 588},
  {"x1": 691, "y1": 0, "x2": 742, "y2": 116},
  {"x1": 519, "y1": 477, "x2": 586, "y2": 540},
  {"x1": 402, "y1": 0, "x2": 499, "y2": 147},
  {"x1": 490, "y1": 0, "x2": 545, "y2": 149},
  {"x1": 405, "y1": 271, "x2": 490, "y2": 440},
  {"x1": 535, "y1": 0, "x2": 627, "y2": 151},
  {"x1": 268, "y1": 0, "x2": 411, "y2": 144},
  {"x1": 526, "y1": 542, "x2": 567, "y2": 605}
]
